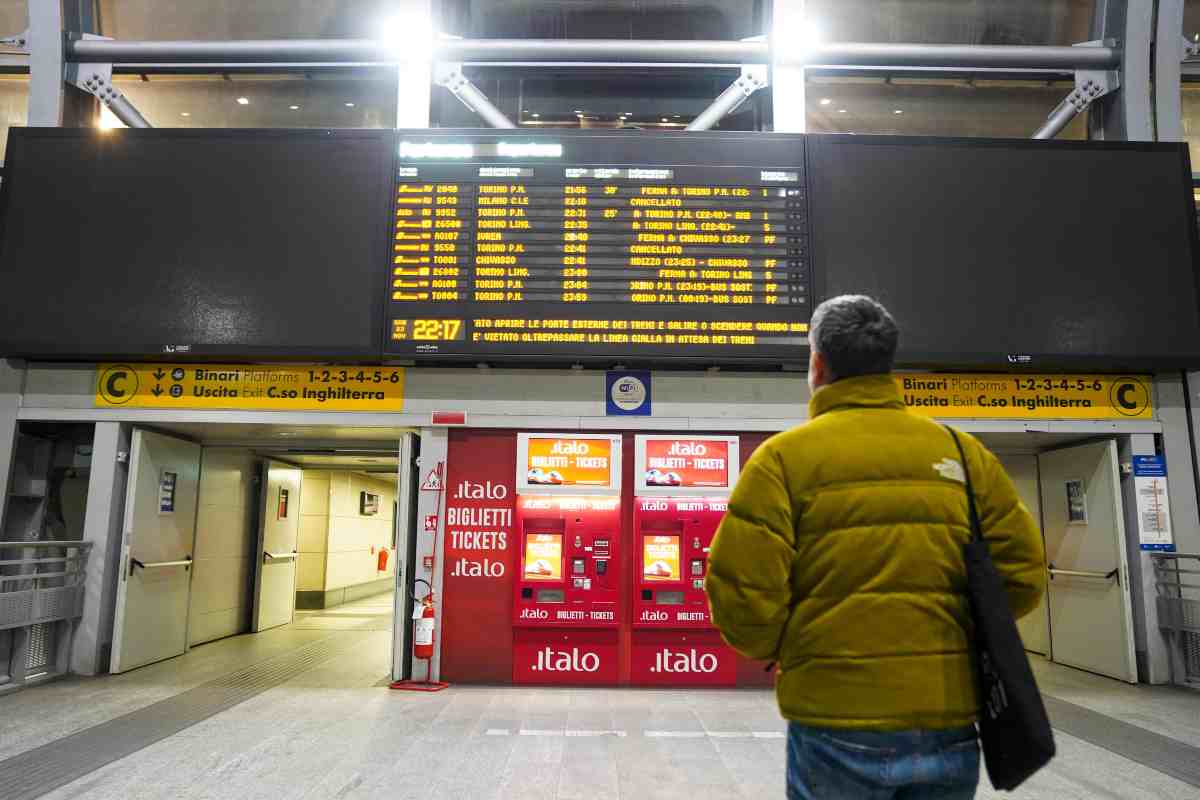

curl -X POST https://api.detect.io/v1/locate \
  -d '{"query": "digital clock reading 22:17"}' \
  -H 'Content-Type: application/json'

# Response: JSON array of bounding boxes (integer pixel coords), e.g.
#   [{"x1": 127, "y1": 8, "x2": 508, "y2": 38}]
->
[{"x1": 392, "y1": 319, "x2": 467, "y2": 341}]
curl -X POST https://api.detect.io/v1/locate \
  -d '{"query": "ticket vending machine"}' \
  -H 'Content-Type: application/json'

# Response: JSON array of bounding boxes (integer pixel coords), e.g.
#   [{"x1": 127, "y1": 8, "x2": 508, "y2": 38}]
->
[
  {"x1": 512, "y1": 433, "x2": 622, "y2": 685},
  {"x1": 631, "y1": 435, "x2": 740, "y2": 686}
]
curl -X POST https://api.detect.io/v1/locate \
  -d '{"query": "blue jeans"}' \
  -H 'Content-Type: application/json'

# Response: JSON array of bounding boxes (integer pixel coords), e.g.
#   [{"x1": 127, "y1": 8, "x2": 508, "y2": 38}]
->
[{"x1": 787, "y1": 722, "x2": 980, "y2": 800}]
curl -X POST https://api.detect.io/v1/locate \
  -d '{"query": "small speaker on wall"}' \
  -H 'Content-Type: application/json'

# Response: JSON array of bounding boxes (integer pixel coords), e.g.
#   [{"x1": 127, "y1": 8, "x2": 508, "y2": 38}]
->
[{"x1": 360, "y1": 491, "x2": 380, "y2": 516}]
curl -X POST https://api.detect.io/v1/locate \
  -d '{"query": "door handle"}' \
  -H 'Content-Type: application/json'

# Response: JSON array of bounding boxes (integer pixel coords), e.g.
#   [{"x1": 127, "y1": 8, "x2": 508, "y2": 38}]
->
[
  {"x1": 263, "y1": 551, "x2": 298, "y2": 563},
  {"x1": 1047, "y1": 563, "x2": 1119, "y2": 584},
  {"x1": 130, "y1": 555, "x2": 192, "y2": 576}
]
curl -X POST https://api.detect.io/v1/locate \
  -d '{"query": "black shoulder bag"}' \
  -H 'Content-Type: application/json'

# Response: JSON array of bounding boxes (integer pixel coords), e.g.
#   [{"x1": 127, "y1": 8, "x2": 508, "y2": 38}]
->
[{"x1": 946, "y1": 427, "x2": 1055, "y2": 791}]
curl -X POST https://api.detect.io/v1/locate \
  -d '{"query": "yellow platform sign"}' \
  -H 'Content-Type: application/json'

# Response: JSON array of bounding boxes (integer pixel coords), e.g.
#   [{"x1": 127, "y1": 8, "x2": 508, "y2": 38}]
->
[
  {"x1": 95, "y1": 364, "x2": 405, "y2": 411},
  {"x1": 896, "y1": 373, "x2": 1152, "y2": 420}
]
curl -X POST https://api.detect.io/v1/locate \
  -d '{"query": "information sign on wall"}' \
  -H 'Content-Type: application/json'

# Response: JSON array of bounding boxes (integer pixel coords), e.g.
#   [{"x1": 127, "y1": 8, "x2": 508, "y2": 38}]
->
[
  {"x1": 895, "y1": 373, "x2": 1153, "y2": 420},
  {"x1": 95, "y1": 364, "x2": 405, "y2": 411},
  {"x1": 1133, "y1": 456, "x2": 1175, "y2": 552},
  {"x1": 516, "y1": 433, "x2": 622, "y2": 493}
]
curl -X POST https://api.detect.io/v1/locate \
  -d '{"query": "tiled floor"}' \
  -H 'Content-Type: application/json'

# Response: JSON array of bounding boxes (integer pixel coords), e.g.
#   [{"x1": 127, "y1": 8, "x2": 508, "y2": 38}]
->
[{"x1": 2, "y1": 593, "x2": 1199, "y2": 800}]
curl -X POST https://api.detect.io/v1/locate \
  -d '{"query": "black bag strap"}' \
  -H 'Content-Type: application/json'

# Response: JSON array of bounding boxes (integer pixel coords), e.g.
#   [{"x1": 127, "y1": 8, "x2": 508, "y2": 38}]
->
[{"x1": 945, "y1": 426, "x2": 984, "y2": 545}]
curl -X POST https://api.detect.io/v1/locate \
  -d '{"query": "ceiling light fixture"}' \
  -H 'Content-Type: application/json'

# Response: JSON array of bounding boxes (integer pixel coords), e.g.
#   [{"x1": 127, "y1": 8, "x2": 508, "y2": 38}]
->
[
  {"x1": 838, "y1": 108, "x2": 847, "y2": 113},
  {"x1": 893, "y1": 109, "x2": 904, "y2": 115},
  {"x1": 180, "y1": 112, "x2": 190, "y2": 117},
  {"x1": 345, "y1": 102, "x2": 356, "y2": 108},
  {"x1": 819, "y1": 98, "x2": 831, "y2": 106},
  {"x1": 236, "y1": 97, "x2": 249, "y2": 105},
  {"x1": 289, "y1": 104, "x2": 300, "y2": 110}
]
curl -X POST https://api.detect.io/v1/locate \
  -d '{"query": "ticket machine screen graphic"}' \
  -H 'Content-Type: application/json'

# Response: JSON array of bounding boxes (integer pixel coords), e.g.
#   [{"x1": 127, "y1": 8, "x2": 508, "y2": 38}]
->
[
  {"x1": 523, "y1": 533, "x2": 563, "y2": 583},
  {"x1": 643, "y1": 535, "x2": 680, "y2": 583}
]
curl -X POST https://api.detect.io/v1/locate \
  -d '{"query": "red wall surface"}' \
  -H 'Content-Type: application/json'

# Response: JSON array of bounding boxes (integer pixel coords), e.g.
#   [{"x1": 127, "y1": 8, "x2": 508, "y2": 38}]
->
[
  {"x1": 440, "y1": 428, "x2": 780, "y2": 686},
  {"x1": 439, "y1": 429, "x2": 517, "y2": 682}
]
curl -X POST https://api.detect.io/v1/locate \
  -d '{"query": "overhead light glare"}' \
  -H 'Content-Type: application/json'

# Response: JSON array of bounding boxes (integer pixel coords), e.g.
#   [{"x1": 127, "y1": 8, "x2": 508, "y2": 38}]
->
[{"x1": 236, "y1": 97, "x2": 249, "y2": 105}]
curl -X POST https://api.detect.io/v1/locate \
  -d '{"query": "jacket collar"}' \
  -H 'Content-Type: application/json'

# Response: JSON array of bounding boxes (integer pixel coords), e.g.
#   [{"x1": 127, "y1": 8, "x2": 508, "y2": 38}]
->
[{"x1": 809, "y1": 373, "x2": 906, "y2": 419}]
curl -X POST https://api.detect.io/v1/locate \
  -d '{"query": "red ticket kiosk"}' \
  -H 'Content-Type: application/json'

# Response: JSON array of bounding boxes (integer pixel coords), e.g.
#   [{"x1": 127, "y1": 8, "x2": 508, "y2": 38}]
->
[
  {"x1": 631, "y1": 436, "x2": 740, "y2": 686},
  {"x1": 512, "y1": 433, "x2": 623, "y2": 685}
]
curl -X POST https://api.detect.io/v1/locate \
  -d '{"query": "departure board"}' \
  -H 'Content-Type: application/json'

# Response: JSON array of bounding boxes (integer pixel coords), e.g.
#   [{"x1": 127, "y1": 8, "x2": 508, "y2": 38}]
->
[{"x1": 383, "y1": 132, "x2": 811, "y2": 362}]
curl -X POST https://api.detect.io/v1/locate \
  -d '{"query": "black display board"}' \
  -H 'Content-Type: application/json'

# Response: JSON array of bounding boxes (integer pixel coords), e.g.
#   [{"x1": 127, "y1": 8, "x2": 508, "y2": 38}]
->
[
  {"x1": 807, "y1": 135, "x2": 1200, "y2": 369},
  {"x1": 0, "y1": 128, "x2": 395, "y2": 360},
  {"x1": 383, "y1": 130, "x2": 811, "y2": 363}
]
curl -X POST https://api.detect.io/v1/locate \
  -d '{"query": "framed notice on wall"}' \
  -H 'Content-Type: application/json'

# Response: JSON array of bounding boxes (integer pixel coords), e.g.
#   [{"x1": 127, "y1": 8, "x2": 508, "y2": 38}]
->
[{"x1": 360, "y1": 491, "x2": 380, "y2": 516}]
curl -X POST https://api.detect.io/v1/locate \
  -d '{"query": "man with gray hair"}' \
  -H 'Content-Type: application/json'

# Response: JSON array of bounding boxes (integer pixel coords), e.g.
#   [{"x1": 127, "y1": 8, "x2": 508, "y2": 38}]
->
[{"x1": 706, "y1": 295, "x2": 1045, "y2": 799}]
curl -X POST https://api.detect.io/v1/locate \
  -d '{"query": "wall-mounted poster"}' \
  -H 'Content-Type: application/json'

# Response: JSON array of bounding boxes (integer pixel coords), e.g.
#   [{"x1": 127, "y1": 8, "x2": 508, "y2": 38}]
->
[
  {"x1": 360, "y1": 491, "x2": 380, "y2": 516},
  {"x1": 158, "y1": 471, "x2": 177, "y2": 514},
  {"x1": 1065, "y1": 479, "x2": 1087, "y2": 524}
]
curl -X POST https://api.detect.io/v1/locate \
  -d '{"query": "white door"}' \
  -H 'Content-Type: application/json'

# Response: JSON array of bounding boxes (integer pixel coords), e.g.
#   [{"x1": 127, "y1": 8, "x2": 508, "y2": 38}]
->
[
  {"x1": 110, "y1": 430, "x2": 201, "y2": 673},
  {"x1": 252, "y1": 461, "x2": 302, "y2": 632},
  {"x1": 996, "y1": 453, "x2": 1050, "y2": 656},
  {"x1": 1038, "y1": 440, "x2": 1137, "y2": 682}
]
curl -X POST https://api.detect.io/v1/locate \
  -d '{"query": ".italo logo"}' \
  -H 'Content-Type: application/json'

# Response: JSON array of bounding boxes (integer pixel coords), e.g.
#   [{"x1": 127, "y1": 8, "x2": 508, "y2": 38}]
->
[
  {"x1": 532, "y1": 646, "x2": 600, "y2": 673},
  {"x1": 519, "y1": 608, "x2": 549, "y2": 620},
  {"x1": 667, "y1": 441, "x2": 707, "y2": 456},
  {"x1": 453, "y1": 479, "x2": 508, "y2": 500},
  {"x1": 651, "y1": 648, "x2": 719, "y2": 674},
  {"x1": 639, "y1": 609, "x2": 668, "y2": 623},
  {"x1": 640, "y1": 500, "x2": 668, "y2": 511},
  {"x1": 550, "y1": 439, "x2": 590, "y2": 455}
]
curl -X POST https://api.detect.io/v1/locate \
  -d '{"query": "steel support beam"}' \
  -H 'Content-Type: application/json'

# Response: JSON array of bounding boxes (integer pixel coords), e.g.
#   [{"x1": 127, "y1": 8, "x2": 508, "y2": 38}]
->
[
  {"x1": 770, "y1": 0, "x2": 805, "y2": 133},
  {"x1": 26, "y1": 0, "x2": 66, "y2": 124},
  {"x1": 1090, "y1": 1, "x2": 1153, "y2": 141},
  {"x1": 686, "y1": 65, "x2": 767, "y2": 131},
  {"x1": 28, "y1": 1, "x2": 98, "y2": 126},
  {"x1": 434, "y1": 62, "x2": 515, "y2": 129},
  {"x1": 1155, "y1": 0, "x2": 1189, "y2": 142},
  {"x1": 65, "y1": 37, "x2": 1120, "y2": 72},
  {"x1": 1032, "y1": 69, "x2": 1119, "y2": 140}
]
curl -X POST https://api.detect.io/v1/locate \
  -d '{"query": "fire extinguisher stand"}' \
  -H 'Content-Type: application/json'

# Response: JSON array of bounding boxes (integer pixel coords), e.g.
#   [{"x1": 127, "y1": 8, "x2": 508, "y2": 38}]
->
[{"x1": 390, "y1": 579, "x2": 450, "y2": 692}]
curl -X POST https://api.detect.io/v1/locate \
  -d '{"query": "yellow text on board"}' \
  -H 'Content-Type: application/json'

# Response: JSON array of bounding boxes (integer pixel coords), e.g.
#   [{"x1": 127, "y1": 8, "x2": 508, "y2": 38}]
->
[
  {"x1": 96, "y1": 364, "x2": 405, "y2": 411},
  {"x1": 895, "y1": 373, "x2": 1152, "y2": 420}
]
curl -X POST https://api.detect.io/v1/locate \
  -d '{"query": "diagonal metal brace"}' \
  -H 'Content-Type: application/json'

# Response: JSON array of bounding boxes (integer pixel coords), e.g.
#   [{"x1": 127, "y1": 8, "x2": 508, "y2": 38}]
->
[
  {"x1": 433, "y1": 62, "x2": 515, "y2": 129},
  {"x1": 1183, "y1": 35, "x2": 1200, "y2": 61},
  {"x1": 1032, "y1": 67, "x2": 1118, "y2": 140},
  {"x1": 0, "y1": 28, "x2": 28, "y2": 51},
  {"x1": 686, "y1": 64, "x2": 769, "y2": 131},
  {"x1": 64, "y1": 39, "x2": 152, "y2": 129}
]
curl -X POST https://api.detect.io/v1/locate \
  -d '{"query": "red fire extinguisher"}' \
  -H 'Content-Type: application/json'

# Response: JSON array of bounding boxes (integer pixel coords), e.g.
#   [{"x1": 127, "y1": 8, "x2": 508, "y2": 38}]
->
[
  {"x1": 377, "y1": 547, "x2": 389, "y2": 573},
  {"x1": 413, "y1": 578, "x2": 436, "y2": 661},
  {"x1": 389, "y1": 578, "x2": 449, "y2": 691}
]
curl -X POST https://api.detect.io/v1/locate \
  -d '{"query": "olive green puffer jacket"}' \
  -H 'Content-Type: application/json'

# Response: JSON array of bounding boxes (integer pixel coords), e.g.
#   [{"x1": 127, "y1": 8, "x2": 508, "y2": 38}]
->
[{"x1": 706, "y1": 373, "x2": 1045, "y2": 731}]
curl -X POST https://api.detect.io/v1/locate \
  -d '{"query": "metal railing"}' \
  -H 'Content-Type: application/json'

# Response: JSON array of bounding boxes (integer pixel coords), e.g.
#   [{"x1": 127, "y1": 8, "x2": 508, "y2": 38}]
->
[
  {"x1": 1152, "y1": 552, "x2": 1200, "y2": 687},
  {"x1": 0, "y1": 540, "x2": 91, "y2": 631}
]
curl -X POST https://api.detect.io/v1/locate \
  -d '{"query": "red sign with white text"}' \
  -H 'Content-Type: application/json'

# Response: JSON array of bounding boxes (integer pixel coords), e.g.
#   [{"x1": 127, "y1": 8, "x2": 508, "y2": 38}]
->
[
  {"x1": 642, "y1": 438, "x2": 732, "y2": 489},
  {"x1": 630, "y1": 630, "x2": 736, "y2": 687},
  {"x1": 513, "y1": 628, "x2": 618, "y2": 685},
  {"x1": 440, "y1": 430, "x2": 516, "y2": 683}
]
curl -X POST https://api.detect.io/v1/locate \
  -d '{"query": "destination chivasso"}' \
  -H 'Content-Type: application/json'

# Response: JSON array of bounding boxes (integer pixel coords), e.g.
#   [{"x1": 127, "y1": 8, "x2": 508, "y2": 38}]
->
[
  {"x1": 900, "y1": 376, "x2": 1098, "y2": 410},
  {"x1": 190, "y1": 369, "x2": 389, "y2": 402}
]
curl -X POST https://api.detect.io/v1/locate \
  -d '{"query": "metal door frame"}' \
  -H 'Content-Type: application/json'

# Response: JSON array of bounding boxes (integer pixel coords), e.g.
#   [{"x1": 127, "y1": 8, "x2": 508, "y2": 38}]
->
[{"x1": 391, "y1": 432, "x2": 419, "y2": 682}]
